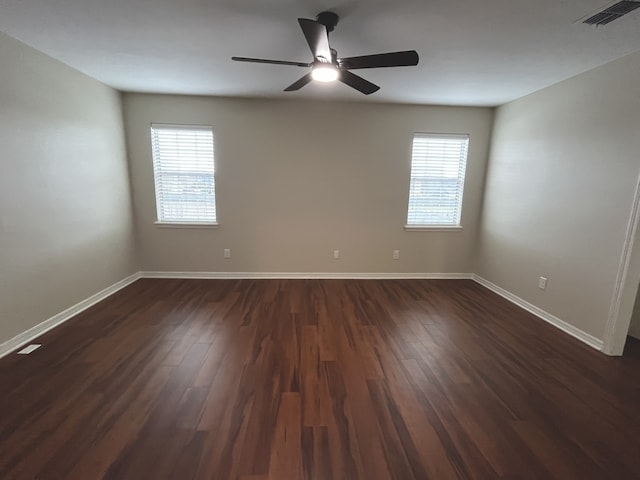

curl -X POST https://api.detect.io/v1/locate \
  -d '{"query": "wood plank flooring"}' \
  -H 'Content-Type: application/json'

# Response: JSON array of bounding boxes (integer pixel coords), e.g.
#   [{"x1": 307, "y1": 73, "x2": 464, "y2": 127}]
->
[{"x1": 1, "y1": 279, "x2": 640, "y2": 479}]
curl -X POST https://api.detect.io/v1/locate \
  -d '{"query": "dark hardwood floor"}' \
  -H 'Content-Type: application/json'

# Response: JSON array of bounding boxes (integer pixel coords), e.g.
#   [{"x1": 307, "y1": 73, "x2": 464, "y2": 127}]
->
[{"x1": 1, "y1": 279, "x2": 639, "y2": 479}]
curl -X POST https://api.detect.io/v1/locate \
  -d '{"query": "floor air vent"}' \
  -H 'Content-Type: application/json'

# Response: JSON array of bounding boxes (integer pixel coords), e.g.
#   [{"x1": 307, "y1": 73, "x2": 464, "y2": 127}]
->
[
  {"x1": 583, "y1": 1, "x2": 640, "y2": 25},
  {"x1": 17, "y1": 344, "x2": 41, "y2": 354}
]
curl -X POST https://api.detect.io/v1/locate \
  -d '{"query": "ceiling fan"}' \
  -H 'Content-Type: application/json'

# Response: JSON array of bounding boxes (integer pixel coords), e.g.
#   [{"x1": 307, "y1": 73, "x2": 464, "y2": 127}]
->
[{"x1": 231, "y1": 11, "x2": 419, "y2": 95}]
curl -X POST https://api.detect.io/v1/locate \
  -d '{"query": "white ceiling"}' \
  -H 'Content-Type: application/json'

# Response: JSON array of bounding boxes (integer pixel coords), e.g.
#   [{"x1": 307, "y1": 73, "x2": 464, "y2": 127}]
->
[{"x1": 1, "y1": 0, "x2": 640, "y2": 106}]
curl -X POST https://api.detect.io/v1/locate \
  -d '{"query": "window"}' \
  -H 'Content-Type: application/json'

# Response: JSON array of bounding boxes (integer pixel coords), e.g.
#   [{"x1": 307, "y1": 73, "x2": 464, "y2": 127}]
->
[
  {"x1": 406, "y1": 133, "x2": 469, "y2": 228},
  {"x1": 150, "y1": 124, "x2": 217, "y2": 225}
]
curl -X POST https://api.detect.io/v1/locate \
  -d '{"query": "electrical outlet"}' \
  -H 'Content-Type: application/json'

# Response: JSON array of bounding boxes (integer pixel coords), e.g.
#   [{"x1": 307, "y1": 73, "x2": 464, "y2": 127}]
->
[
  {"x1": 539, "y1": 276, "x2": 547, "y2": 290},
  {"x1": 224, "y1": 248, "x2": 231, "y2": 259},
  {"x1": 393, "y1": 250, "x2": 400, "y2": 260},
  {"x1": 333, "y1": 250, "x2": 340, "y2": 259}
]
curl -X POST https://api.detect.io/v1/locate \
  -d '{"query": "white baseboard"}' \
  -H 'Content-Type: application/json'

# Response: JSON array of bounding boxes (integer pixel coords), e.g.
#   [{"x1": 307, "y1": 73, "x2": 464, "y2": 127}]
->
[
  {"x1": 0, "y1": 272, "x2": 142, "y2": 360},
  {"x1": 472, "y1": 274, "x2": 604, "y2": 351},
  {"x1": 139, "y1": 271, "x2": 474, "y2": 280}
]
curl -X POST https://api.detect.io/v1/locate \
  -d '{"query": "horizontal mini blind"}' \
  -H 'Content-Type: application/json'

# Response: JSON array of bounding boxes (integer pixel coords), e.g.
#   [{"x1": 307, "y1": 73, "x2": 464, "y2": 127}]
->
[
  {"x1": 150, "y1": 124, "x2": 217, "y2": 223},
  {"x1": 407, "y1": 133, "x2": 469, "y2": 226}
]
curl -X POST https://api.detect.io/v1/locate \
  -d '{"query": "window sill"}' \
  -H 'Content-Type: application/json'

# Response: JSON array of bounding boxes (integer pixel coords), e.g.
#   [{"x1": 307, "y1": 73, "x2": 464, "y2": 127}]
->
[
  {"x1": 154, "y1": 222, "x2": 219, "y2": 229},
  {"x1": 404, "y1": 225, "x2": 463, "y2": 231}
]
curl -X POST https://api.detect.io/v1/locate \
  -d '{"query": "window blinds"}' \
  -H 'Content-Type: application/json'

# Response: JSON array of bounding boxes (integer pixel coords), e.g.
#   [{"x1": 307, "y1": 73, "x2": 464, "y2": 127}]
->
[
  {"x1": 150, "y1": 124, "x2": 217, "y2": 223},
  {"x1": 407, "y1": 133, "x2": 469, "y2": 226}
]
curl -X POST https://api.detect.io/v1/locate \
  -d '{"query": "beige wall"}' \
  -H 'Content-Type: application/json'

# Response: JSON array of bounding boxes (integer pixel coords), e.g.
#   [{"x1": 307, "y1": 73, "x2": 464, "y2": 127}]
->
[
  {"x1": 629, "y1": 283, "x2": 640, "y2": 340},
  {"x1": 476, "y1": 50, "x2": 640, "y2": 341},
  {"x1": 0, "y1": 32, "x2": 137, "y2": 346},
  {"x1": 123, "y1": 94, "x2": 493, "y2": 273}
]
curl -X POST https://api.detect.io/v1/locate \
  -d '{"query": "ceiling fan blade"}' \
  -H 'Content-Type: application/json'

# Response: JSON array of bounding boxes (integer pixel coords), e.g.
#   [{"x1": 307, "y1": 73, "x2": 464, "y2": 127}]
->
[
  {"x1": 298, "y1": 18, "x2": 332, "y2": 61},
  {"x1": 232, "y1": 56, "x2": 310, "y2": 67},
  {"x1": 338, "y1": 50, "x2": 419, "y2": 70},
  {"x1": 339, "y1": 70, "x2": 380, "y2": 95},
  {"x1": 284, "y1": 73, "x2": 313, "y2": 92}
]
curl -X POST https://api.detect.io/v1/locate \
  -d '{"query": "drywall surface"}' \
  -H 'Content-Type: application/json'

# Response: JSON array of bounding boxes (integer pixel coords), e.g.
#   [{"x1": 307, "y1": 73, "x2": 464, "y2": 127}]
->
[
  {"x1": 123, "y1": 94, "x2": 493, "y2": 273},
  {"x1": 0, "y1": 32, "x2": 137, "y2": 345},
  {"x1": 628, "y1": 283, "x2": 640, "y2": 341},
  {"x1": 477, "y1": 50, "x2": 640, "y2": 341}
]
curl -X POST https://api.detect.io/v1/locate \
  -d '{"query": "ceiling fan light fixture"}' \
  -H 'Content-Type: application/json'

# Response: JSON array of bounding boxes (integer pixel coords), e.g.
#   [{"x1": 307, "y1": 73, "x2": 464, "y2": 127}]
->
[{"x1": 311, "y1": 64, "x2": 339, "y2": 82}]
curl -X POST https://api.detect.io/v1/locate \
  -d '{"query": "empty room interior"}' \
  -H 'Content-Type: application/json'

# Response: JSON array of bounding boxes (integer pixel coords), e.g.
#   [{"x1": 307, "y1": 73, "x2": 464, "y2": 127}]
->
[{"x1": 2, "y1": 0, "x2": 640, "y2": 478}]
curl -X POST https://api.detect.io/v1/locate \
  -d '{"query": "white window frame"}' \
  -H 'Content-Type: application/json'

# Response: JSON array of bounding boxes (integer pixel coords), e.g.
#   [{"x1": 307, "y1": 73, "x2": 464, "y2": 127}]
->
[
  {"x1": 405, "y1": 133, "x2": 469, "y2": 231},
  {"x1": 150, "y1": 123, "x2": 218, "y2": 228}
]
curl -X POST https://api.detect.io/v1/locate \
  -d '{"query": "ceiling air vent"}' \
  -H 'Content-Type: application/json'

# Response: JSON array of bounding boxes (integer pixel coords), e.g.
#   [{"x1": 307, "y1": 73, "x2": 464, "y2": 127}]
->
[{"x1": 583, "y1": 0, "x2": 640, "y2": 25}]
